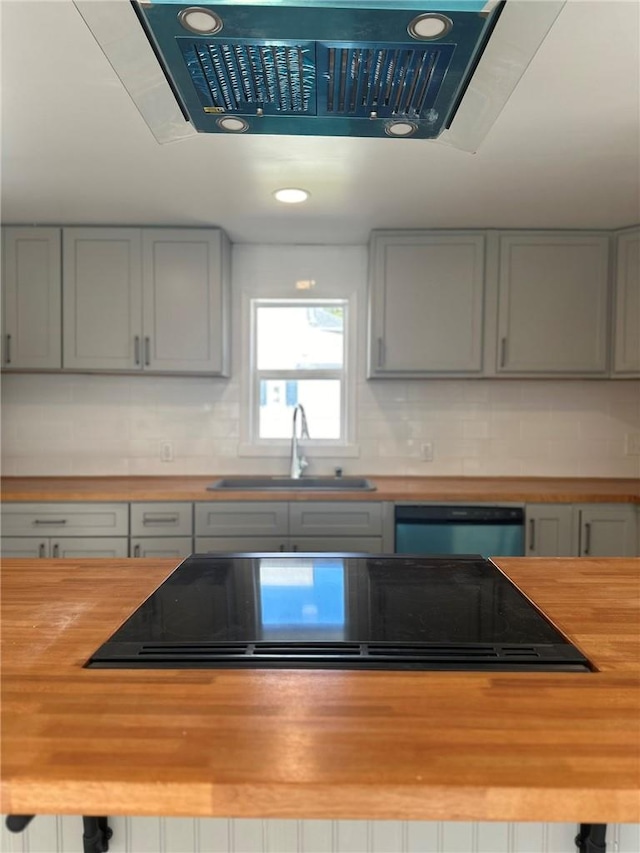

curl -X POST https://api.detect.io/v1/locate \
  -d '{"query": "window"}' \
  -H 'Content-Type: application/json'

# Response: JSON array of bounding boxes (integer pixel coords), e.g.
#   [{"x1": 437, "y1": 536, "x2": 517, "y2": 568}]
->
[{"x1": 250, "y1": 298, "x2": 348, "y2": 445}]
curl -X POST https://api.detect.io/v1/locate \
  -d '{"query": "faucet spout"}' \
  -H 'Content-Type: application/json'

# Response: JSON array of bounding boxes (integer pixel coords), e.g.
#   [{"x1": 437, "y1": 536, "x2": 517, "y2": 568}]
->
[{"x1": 290, "y1": 404, "x2": 310, "y2": 479}]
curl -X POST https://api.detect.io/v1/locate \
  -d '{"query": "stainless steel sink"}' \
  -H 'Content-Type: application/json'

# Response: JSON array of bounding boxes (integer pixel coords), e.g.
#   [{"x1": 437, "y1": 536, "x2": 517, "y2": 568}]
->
[{"x1": 207, "y1": 476, "x2": 376, "y2": 491}]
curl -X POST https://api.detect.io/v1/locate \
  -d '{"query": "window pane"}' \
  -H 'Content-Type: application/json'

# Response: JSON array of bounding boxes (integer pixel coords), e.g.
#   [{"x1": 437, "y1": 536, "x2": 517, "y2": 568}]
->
[
  {"x1": 259, "y1": 379, "x2": 341, "y2": 439},
  {"x1": 257, "y1": 305, "x2": 344, "y2": 370}
]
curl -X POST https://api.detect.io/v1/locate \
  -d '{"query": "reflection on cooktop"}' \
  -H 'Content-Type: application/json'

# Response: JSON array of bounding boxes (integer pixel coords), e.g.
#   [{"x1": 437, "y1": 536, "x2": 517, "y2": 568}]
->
[{"x1": 87, "y1": 554, "x2": 592, "y2": 672}]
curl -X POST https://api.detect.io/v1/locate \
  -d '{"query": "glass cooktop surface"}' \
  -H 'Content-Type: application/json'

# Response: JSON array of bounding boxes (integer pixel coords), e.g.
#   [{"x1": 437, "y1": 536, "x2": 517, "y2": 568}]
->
[{"x1": 87, "y1": 554, "x2": 591, "y2": 671}]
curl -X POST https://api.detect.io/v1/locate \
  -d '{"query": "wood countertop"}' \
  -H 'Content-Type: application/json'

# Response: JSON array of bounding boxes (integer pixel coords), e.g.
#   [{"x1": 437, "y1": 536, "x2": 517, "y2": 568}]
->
[
  {"x1": 2, "y1": 557, "x2": 639, "y2": 824},
  {"x1": 2, "y1": 475, "x2": 639, "y2": 503}
]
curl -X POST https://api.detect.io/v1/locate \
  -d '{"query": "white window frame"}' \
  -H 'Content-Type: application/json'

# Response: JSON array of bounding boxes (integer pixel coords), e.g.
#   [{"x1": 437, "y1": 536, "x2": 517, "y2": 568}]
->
[
  {"x1": 250, "y1": 298, "x2": 348, "y2": 446},
  {"x1": 239, "y1": 294, "x2": 358, "y2": 459}
]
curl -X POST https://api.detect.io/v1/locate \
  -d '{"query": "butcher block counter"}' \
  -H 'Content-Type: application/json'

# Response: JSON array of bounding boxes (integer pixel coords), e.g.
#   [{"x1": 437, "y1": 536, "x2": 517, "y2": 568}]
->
[
  {"x1": 1, "y1": 475, "x2": 639, "y2": 503},
  {"x1": 1, "y1": 556, "x2": 639, "y2": 824}
]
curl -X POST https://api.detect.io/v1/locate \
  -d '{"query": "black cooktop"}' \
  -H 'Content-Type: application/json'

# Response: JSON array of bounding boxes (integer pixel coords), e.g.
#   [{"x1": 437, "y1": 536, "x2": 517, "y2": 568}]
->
[{"x1": 87, "y1": 554, "x2": 592, "y2": 671}]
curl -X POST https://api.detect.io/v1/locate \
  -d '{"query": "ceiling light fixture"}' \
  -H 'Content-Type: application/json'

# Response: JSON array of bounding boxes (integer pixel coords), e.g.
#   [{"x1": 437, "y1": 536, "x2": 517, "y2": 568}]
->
[
  {"x1": 407, "y1": 13, "x2": 453, "y2": 40},
  {"x1": 216, "y1": 117, "x2": 249, "y2": 133},
  {"x1": 178, "y1": 7, "x2": 223, "y2": 35},
  {"x1": 274, "y1": 188, "x2": 310, "y2": 204}
]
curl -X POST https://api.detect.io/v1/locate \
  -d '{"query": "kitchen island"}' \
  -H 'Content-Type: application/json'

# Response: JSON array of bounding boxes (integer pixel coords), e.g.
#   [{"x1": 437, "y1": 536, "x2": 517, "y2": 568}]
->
[{"x1": 1, "y1": 556, "x2": 639, "y2": 828}]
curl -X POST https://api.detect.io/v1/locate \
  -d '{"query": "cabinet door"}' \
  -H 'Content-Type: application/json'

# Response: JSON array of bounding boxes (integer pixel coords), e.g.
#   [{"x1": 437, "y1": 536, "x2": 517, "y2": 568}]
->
[
  {"x1": 130, "y1": 502, "x2": 193, "y2": 537},
  {"x1": 368, "y1": 231, "x2": 485, "y2": 376},
  {"x1": 613, "y1": 228, "x2": 640, "y2": 376},
  {"x1": 1, "y1": 537, "x2": 49, "y2": 558},
  {"x1": 525, "y1": 505, "x2": 573, "y2": 556},
  {"x1": 497, "y1": 233, "x2": 609, "y2": 374},
  {"x1": 131, "y1": 537, "x2": 193, "y2": 558},
  {"x1": 51, "y1": 537, "x2": 129, "y2": 558},
  {"x1": 142, "y1": 229, "x2": 230, "y2": 374},
  {"x1": 195, "y1": 536, "x2": 286, "y2": 553},
  {"x1": 289, "y1": 537, "x2": 383, "y2": 553},
  {"x1": 63, "y1": 228, "x2": 142, "y2": 370},
  {"x1": 576, "y1": 505, "x2": 637, "y2": 557},
  {"x1": 2, "y1": 227, "x2": 61, "y2": 369}
]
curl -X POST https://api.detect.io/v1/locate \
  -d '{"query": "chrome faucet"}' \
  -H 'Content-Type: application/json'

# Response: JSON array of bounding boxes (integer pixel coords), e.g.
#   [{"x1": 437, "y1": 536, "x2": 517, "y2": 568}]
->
[{"x1": 290, "y1": 404, "x2": 310, "y2": 479}]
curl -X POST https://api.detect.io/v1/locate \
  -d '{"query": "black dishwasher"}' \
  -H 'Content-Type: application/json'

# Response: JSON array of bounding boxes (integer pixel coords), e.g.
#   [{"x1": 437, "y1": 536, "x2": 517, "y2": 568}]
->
[{"x1": 395, "y1": 505, "x2": 525, "y2": 557}]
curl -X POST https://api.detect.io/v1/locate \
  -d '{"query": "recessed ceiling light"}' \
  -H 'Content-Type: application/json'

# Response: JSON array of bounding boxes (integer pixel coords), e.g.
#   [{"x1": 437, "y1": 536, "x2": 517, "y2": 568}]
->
[
  {"x1": 273, "y1": 188, "x2": 310, "y2": 204},
  {"x1": 178, "y1": 7, "x2": 223, "y2": 35},
  {"x1": 407, "y1": 13, "x2": 452, "y2": 40},
  {"x1": 385, "y1": 121, "x2": 418, "y2": 138},
  {"x1": 216, "y1": 117, "x2": 249, "y2": 133}
]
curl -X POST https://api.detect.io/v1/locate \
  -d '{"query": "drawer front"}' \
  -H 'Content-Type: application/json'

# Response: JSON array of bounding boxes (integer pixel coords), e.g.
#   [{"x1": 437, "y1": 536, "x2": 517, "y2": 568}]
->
[
  {"x1": 289, "y1": 502, "x2": 383, "y2": 537},
  {"x1": 1, "y1": 503, "x2": 129, "y2": 537},
  {"x1": 51, "y1": 537, "x2": 129, "y2": 558},
  {"x1": 131, "y1": 537, "x2": 193, "y2": 558},
  {"x1": 289, "y1": 536, "x2": 383, "y2": 554},
  {"x1": 130, "y1": 502, "x2": 193, "y2": 537},
  {"x1": 195, "y1": 502, "x2": 289, "y2": 537},
  {"x1": 195, "y1": 536, "x2": 286, "y2": 553}
]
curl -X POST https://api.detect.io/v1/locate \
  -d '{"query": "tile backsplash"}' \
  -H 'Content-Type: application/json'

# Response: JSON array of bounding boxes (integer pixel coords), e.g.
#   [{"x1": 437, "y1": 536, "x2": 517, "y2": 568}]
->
[{"x1": 1, "y1": 372, "x2": 638, "y2": 478}]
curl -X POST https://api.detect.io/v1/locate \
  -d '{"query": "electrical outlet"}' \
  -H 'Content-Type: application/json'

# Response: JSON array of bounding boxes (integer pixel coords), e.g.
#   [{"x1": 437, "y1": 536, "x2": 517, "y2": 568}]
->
[
  {"x1": 421, "y1": 442, "x2": 434, "y2": 462},
  {"x1": 160, "y1": 441, "x2": 174, "y2": 462},
  {"x1": 625, "y1": 433, "x2": 640, "y2": 456}
]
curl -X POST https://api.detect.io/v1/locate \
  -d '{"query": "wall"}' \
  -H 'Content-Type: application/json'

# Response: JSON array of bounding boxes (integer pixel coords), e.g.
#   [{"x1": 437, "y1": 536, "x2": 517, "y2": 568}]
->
[{"x1": 1, "y1": 245, "x2": 638, "y2": 479}]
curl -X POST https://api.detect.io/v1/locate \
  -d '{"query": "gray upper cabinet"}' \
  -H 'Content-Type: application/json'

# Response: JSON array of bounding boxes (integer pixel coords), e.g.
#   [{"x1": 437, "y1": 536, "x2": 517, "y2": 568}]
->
[
  {"x1": 1, "y1": 227, "x2": 62, "y2": 370},
  {"x1": 63, "y1": 227, "x2": 230, "y2": 375},
  {"x1": 368, "y1": 231, "x2": 485, "y2": 377},
  {"x1": 63, "y1": 228, "x2": 142, "y2": 371},
  {"x1": 612, "y1": 228, "x2": 640, "y2": 377},
  {"x1": 496, "y1": 232, "x2": 610, "y2": 375},
  {"x1": 142, "y1": 229, "x2": 230, "y2": 374}
]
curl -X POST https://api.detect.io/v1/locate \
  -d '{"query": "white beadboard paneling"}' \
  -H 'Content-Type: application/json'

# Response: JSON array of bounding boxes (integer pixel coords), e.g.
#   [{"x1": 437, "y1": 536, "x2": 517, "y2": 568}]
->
[
  {"x1": 4, "y1": 817, "x2": 640, "y2": 853},
  {"x1": 299, "y1": 820, "x2": 334, "y2": 852},
  {"x1": 231, "y1": 818, "x2": 266, "y2": 853}
]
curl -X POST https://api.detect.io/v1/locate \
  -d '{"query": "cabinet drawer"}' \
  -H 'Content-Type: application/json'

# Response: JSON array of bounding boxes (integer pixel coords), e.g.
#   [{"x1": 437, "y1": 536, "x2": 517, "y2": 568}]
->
[
  {"x1": 130, "y1": 502, "x2": 193, "y2": 537},
  {"x1": 289, "y1": 502, "x2": 383, "y2": 537},
  {"x1": 131, "y1": 537, "x2": 193, "y2": 558},
  {"x1": 195, "y1": 536, "x2": 286, "y2": 553},
  {"x1": 195, "y1": 502, "x2": 289, "y2": 537},
  {"x1": 1, "y1": 503, "x2": 129, "y2": 537}
]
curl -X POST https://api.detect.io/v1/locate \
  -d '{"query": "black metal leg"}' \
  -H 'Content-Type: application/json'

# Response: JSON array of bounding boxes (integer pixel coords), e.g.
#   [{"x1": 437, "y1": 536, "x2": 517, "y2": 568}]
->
[
  {"x1": 82, "y1": 816, "x2": 113, "y2": 853},
  {"x1": 5, "y1": 815, "x2": 35, "y2": 833},
  {"x1": 575, "y1": 823, "x2": 607, "y2": 853},
  {"x1": 6, "y1": 814, "x2": 111, "y2": 853}
]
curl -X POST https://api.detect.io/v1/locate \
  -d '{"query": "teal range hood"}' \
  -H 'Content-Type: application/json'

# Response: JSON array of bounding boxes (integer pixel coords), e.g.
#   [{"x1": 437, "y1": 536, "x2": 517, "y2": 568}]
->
[
  {"x1": 130, "y1": 0, "x2": 504, "y2": 139},
  {"x1": 73, "y1": 0, "x2": 566, "y2": 149}
]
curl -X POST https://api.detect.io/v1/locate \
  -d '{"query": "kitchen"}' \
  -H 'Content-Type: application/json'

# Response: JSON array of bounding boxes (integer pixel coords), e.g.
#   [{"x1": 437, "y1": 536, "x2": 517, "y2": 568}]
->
[{"x1": 1, "y1": 1, "x2": 640, "y2": 851}]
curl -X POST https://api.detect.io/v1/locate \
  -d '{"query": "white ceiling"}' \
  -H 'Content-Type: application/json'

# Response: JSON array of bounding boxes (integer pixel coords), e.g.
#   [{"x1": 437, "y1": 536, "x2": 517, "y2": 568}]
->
[{"x1": 1, "y1": 0, "x2": 639, "y2": 244}]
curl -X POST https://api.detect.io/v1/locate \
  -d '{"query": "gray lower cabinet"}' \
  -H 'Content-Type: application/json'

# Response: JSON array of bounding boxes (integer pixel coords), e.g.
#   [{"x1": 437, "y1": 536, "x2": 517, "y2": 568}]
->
[
  {"x1": 0, "y1": 536, "x2": 128, "y2": 558},
  {"x1": 130, "y1": 537, "x2": 193, "y2": 558},
  {"x1": 574, "y1": 504, "x2": 638, "y2": 557},
  {"x1": 130, "y1": 502, "x2": 194, "y2": 557},
  {"x1": 194, "y1": 501, "x2": 384, "y2": 553},
  {"x1": 525, "y1": 504, "x2": 574, "y2": 556},
  {"x1": 0, "y1": 502, "x2": 129, "y2": 558}
]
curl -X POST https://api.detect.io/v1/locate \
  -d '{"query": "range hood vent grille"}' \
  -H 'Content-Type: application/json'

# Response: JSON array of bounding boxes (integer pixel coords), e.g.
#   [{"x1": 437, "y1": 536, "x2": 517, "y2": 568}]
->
[{"x1": 180, "y1": 41, "x2": 452, "y2": 120}]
